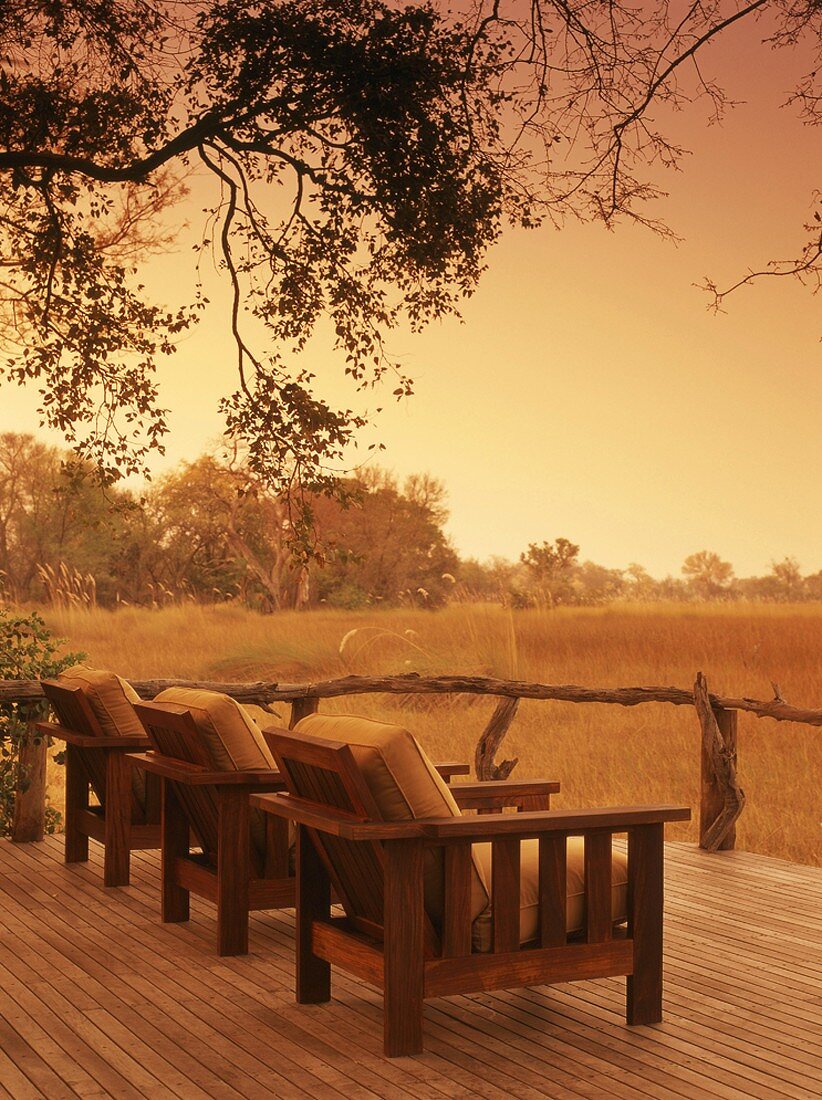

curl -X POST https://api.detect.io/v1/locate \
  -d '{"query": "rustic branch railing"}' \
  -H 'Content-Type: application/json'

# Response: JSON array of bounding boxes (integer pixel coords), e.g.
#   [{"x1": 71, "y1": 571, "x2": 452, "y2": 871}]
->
[{"x1": 3, "y1": 673, "x2": 818, "y2": 851}]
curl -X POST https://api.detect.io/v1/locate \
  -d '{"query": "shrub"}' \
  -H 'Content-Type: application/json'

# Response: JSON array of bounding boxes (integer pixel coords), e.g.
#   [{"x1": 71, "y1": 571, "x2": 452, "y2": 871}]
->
[{"x1": 0, "y1": 608, "x2": 85, "y2": 836}]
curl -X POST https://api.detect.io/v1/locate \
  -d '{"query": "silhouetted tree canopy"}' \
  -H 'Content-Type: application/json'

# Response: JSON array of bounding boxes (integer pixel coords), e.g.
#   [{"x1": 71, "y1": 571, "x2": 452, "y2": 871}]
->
[{"x1": 1, "y1": 1, "x2": 818, "y2": 496}]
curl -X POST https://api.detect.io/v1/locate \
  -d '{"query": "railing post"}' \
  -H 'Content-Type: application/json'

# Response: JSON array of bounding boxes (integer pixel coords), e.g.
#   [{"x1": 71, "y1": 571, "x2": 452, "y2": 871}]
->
[
  {"x1": 12, "y1": 717, "x2": 47, "y2": 843},
  {"x1": 290, "y1": 696, "x2": 319, "y2": 728},
  {"x1": 475, "y1": 696, "x2": 520, "y2": 780},
  {"x1": 699, "y1": 706, "x2": 738, "y2": 851}
]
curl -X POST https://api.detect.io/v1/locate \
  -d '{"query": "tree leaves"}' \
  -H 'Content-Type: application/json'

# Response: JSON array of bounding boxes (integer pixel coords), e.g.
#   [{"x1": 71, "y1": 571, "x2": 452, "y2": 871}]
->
[
  {"x1": 0, "y1": 0, "x2": 818, "y2": 506},
  {"x1": 0, "y1": 605, "x2": 84, "y2": 836}
]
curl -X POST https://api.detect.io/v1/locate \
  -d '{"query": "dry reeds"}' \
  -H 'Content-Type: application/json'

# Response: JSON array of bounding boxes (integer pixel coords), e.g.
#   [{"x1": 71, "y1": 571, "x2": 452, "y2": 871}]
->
[
  {"x1": 143, "y1": 580, "x2": 198, "y2": 608},
  {"x1": 37, "y1": 562, "x2": 97, "y2": 610}
]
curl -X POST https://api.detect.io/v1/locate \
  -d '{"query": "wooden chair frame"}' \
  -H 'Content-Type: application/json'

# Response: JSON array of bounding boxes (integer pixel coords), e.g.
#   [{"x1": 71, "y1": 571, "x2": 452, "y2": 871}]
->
[
  {"x1": 254, "y1": 728, "x2": 690, "y2": 1057},
  {"x1": 36, "y1": 679, "x2": 161, "y2": 887}
]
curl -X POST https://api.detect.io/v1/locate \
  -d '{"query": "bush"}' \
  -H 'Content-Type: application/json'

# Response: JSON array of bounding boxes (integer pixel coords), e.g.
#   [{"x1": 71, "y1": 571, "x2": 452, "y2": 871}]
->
[{"x1": 0, "y1": 608, "x2": 84, "y2": 836}]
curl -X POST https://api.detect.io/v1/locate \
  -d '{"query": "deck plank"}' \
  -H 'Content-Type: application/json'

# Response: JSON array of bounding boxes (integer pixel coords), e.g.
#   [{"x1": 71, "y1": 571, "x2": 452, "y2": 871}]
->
[{"x1": 0, "y1": 838, "x2": 820, "y2": 1100}]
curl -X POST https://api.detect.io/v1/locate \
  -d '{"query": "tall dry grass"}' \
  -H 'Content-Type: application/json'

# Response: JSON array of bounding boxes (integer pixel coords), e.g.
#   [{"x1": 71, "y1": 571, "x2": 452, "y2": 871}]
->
[{"x1": 42, "y1": 601, "x2": 821, "y2": 866}]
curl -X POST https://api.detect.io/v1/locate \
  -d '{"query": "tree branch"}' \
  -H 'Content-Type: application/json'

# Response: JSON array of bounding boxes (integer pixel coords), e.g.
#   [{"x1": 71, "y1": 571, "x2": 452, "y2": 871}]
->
[{"x1": 0, "y1": 112, "x2": 228, "y2": 183}]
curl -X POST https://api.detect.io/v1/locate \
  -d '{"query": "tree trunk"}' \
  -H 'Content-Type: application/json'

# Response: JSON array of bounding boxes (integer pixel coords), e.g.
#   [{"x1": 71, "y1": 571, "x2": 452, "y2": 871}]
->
[{"x1": 294, "y1": 565, "x2": 310, "y2": 610}]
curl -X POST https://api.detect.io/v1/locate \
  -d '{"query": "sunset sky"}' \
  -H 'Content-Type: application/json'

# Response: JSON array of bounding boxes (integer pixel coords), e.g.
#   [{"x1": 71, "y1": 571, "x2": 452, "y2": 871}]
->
[{"x1": 1, "y1": 10, "x2": 819, "y2": 579}]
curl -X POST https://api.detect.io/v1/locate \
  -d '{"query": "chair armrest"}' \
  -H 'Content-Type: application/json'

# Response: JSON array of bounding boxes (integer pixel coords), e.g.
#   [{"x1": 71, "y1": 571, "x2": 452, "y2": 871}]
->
[
  {"x1": 434, "y1": 762, "x2": 471, "y2": 783},
  {"x1": 37, "y1": 721, "x2": 150, "y2": 750},
  {"x1": 452, "y1": 779, "x2": 560, "y2": 811},
  {"x1": 420, "y1": 805, "x2": 691, "y2": 841},
  {"x1": 127, "y1": 751, "x2": 285, "y2": 788},
  {"x1": 252, "y1": 793, "x2": 689, "y2": 842},
  {"x1": 251, "y1": 792, "x2": 428, "y2": 839}
]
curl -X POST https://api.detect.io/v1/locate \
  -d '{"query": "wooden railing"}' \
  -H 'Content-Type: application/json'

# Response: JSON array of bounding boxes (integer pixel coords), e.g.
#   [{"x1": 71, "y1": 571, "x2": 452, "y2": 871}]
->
[{"x1": 2, "y1": 672, "x2": 819, "y2": 850}]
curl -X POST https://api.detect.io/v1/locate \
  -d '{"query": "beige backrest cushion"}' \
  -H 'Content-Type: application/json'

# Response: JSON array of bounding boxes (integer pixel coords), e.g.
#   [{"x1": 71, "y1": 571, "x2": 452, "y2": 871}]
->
[
  {"x1": 295, "y1": 713, "x2": 490, "y2": 925},
  {"x1": 153, "y1": 687, "x2": 276, "y2": 772},
  {"x1": 472, "y1": 837, "x2": 629, "y2": 951},
  {"x1": 58, "y1": 664, "x2": 144, "y2": 737}
]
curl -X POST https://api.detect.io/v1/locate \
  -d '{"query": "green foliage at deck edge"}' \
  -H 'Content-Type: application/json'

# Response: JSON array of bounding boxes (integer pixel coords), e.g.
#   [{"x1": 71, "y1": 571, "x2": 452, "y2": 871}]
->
[{"x1": 0, "y1": 607, "x2": 84, "y2": 836}]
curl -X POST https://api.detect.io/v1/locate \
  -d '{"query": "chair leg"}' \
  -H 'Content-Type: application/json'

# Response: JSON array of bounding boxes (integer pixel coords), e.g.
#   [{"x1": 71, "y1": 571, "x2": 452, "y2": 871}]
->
[
  {"x1": 296, "y1": 825, "x2": 331, "y2": 1005},
  {"x1": 103, "y1": 751, "x2": 131, "y2": 887},
  {"x1": 627, "y1": 823, "x2": 664, "y2": 1025},
  {"x1": 64, "y1": 744, "x2": 89, "y2": 864},
  {"x1": 161, "y1": 780, "x2": 190, "y2": 925},
  {"x1": 217, "y1": 786, "x2": 250, "y2": 957},
  {"x1": 383, "y1": 838, "x2": 425, "y2": 1057}
]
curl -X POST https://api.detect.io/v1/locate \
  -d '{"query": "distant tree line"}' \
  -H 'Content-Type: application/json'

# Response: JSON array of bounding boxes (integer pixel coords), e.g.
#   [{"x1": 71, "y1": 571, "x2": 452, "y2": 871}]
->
[
  {"x1": 463, "y1": 544, "x2": 822, "y2": 607},
  {"x1": 0, "y1": 434, "x2": 457, "y2": 611},
  {"x1": 1, "y1": 433, "x2": 820, "y2": 611}
]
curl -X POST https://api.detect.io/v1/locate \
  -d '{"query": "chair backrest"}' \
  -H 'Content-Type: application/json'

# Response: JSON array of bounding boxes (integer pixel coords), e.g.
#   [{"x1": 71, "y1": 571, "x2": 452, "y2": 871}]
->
[
  {"x1": 152, "y1": 687, "x2": 277, "y2": 771},
  {"x1": 41, "y1": 679, "x2": 113, "y2": 806},
  {"x1": 42, "y1": 675, "x2": 151, "y2": 819},
  {"x1": 266, "y1": 726, "x2": 440, "y2": 947},
  {"x1": 42, "y1": 680, "x2": 107, "y2": 738},
  {"x1": 291, "y1": 713, "x2": 490, "y2": 929},
  {"x1": 134, "y1": 701, "x2": 222, "y2": 864},
  {"x1": 57, "y1": 665, "x2": 145, "y2": 737}
]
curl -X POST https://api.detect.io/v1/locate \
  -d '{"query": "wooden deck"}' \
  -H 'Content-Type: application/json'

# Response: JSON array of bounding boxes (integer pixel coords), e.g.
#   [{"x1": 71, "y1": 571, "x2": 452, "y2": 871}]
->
[{"x1": 0, "y1": 839, "x2": 819, "y2": 1100}]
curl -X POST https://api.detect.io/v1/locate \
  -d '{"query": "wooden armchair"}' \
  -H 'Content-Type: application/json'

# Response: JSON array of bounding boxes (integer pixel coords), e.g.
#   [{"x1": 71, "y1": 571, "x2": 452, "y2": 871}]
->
[
  {"x1": 254, "y1": 722, "x2": 690, "y2": 1057},
  {"x1": 37, "y1": 678, "x2": 161, "y2": 887}
]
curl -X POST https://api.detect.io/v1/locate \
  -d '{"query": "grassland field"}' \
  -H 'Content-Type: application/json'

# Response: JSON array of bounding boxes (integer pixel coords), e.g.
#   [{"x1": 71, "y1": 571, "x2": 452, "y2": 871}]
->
[{"x1": 38, "y1": 601, "x2": 822, "y2": 867}]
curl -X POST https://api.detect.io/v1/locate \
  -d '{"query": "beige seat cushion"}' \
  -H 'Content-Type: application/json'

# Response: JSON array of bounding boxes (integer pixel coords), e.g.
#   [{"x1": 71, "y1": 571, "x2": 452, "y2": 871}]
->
[
  {"x1": 472, "y1": 837, "x2": 629, "y2": 952},
  {"x1": 294, "y1": 713, "x2": 490, "y2": 926},
  {"x1": 153, "y1": 687, "x2": 277, "y2": 771}
]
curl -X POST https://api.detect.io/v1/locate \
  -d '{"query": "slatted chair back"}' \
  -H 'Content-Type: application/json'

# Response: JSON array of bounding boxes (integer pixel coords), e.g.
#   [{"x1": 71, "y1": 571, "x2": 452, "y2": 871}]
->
[
  {"x1": 266, "y1": 728, "x2": 438, "y2": 946},
  {"x1": 41, "y1": 680, "x2": 114, "y2": 807},
  {"x1": 134, "y1": 702, "x2": 222, "y2": 865}
]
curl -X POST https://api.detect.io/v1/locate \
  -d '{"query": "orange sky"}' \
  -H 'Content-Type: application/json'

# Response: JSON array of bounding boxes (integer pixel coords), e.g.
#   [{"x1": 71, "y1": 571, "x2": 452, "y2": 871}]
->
[{"x1": 1, "y1": 10, "x2": 819, "y2": 578}]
